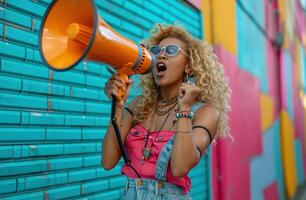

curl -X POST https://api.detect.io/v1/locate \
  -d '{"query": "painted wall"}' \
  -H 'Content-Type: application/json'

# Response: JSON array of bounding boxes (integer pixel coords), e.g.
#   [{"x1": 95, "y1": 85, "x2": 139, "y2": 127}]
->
[
  {"x1": 0, "y1": 0, "x2": 208, "y2": 199},
  {"x1": 0, "y1": 0, "x2": 305, "y2": 199},
  {"x1": 202, "y1": 0, "x2": 306, "y2": 200}
]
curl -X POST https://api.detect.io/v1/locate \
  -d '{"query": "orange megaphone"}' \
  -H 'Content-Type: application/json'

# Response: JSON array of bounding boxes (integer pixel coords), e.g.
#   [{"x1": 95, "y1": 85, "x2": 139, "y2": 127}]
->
[{"x1": 39, "y1": 0, "x2": 155, "y2": 100}]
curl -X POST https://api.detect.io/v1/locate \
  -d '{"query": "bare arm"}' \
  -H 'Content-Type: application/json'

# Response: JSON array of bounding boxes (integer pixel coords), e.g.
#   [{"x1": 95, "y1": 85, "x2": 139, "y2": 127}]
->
[
  {"x1": 101, "y1": 73, "x2": 136, "y2": 170},
  {"x1": 170, "y1": 105, "x2": 220, "y2": 177}
]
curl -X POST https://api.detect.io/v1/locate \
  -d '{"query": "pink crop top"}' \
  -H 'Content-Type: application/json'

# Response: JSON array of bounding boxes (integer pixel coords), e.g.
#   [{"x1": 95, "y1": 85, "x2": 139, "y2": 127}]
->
[{"x1": 121, "y1": 123, "x2": 191, "y2": 193}]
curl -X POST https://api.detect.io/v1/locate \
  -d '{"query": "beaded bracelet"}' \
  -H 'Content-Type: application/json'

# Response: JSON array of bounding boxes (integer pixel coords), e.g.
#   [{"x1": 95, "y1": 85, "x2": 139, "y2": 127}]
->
[{"x1": 176, "y1": 111, "x2": 194, "y2": 119}]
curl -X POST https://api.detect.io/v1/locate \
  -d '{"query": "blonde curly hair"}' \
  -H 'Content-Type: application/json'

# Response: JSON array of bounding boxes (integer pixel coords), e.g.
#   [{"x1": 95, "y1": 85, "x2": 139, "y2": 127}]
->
[{"x1": 132, "y1": 24, "x2": 231, "y2": 140}]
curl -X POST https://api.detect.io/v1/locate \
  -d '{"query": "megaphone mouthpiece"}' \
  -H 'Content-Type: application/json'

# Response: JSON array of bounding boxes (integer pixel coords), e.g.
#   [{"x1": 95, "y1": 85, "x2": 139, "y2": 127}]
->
[{"x1": 67, "y1": 23, "x2": 91, "y2": 47}]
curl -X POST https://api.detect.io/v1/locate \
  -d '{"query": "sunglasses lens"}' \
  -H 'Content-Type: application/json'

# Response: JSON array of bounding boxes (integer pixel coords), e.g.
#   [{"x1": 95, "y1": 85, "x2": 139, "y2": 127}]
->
[
  {"x1": 149, "y1": 46, "x2": 162, "y2": 56},
  {"x1": 166, "y1": 45, "x2": 180, "y2": 56}
]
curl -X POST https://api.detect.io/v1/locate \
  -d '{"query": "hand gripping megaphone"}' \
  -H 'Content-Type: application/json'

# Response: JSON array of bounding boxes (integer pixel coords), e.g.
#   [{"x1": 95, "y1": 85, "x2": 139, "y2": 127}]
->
[{"x1": 39, "y1": 0, "x2": 156, "y2": 100}]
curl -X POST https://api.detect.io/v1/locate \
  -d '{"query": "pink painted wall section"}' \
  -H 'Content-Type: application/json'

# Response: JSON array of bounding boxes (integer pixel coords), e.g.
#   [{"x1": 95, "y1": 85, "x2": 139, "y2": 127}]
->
[
  {"x1": 187, "y1": 0, "x2": 202, "y2": 10},
  {"x1": 265, "y1": 0, "x2": 281, "y2": 120},
  {"x1": 263, "y1": 182, "x2": 280, "y2": 200},
  {"x1": 214, "y1": 45, "x2": 262, "y2": 200},
  {"x1": 295, "y1": 1, "x2": 305, "y2": 42}
]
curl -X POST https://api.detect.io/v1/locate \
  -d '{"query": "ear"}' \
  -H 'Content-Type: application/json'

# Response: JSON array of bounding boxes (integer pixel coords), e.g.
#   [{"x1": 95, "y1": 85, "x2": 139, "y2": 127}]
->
[{"x1": 184, "y1": 65, "x2": 193, "y2": 75}]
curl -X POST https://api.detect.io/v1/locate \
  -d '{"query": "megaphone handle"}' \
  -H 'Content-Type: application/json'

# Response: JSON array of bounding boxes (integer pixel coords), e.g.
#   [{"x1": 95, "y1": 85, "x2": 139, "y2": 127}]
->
[{"x1": 116, "y1": 73, "x2": 128, "y2": 101}]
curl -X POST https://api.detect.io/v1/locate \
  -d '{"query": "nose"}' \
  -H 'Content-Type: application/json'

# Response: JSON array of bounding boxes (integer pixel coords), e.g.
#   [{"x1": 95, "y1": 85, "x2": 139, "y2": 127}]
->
[{"x1": 158, "y1": 48, "x2": 167, "y2": 60}]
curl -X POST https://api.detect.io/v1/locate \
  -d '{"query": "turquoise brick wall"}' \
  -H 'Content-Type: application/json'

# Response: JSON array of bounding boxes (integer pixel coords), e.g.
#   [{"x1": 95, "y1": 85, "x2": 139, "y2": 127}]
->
[{"x1": 0, "y1": 0, "x2": 208, "y2": 199}]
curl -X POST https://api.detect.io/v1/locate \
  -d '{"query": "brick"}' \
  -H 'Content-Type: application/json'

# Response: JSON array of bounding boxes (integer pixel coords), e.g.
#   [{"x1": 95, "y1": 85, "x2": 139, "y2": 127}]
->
[
  {"x1": 85, "y1": 75, "x2": 106, "y2": 88},
  {"x1": 109, "y1": 176, "x2": 126, "y2": 189},
  {"x1": 64, "y1": 143, "x2": 97, "y2": 154},
  {"x1": 0, "y1": 8, "x2": 31, "y2": 28},
  {"x1": 123, "y1": 1, "x2": 164, "y2": 23},
  {"x1": 0, "y1": 128, "x2": 45, "y2": 141},
  {"x1": 0, "y1": 41, "x2": 25, "y2": 59},
  {"x1": 0, "y1": 146, "x2": 14, "y2": 159},
  {"x1": 0, "y1": 179, "x2": 16, "y2": 194},
  {"x1": 49, "y1": 98, "x2": 85, "y2": 112},
  {"x1": 169, "y1": 0, "x2": 200, "y2": 22},
  {"x1": 13, "y1": 146, "x2": 21, "y2": 158},
  {"x1": 22, "y1": 79, "x2": 70, "y2": 97},
  {"x1": 21, "y1": 112, "x2": 65, "y2": 126},
  {"x1": 68, "y1": 169, "x2": 96, "y2": 182},
  {"x1": 0, "y1": 92, "x2": 47, "y2": 109},
  {"x1": 84, "y1": 155, "x2": 101, "y2": 167},
  {"x1": 1, "y1": 59, "x2": 48, "y2": 78},
  {"x1": 6, "y1": 0, "x2": 46, "y2": 18},
  {"x1": 22, "y1": 79, "x2": 48, "y2": 94},
  {"x1": 39, "y1": 0, "x2": 52, "y2": 4},
  {"x1": 121, "y1": 20, "x2": 143, "y2": 37},
  {"x1": 32, "y1": 18, "x2": 41, "y2": 32},
  {"x1": 85, "y1": 102, "x2": 109, "y2": 114},
  {"x1": 23, "y1": 172, "x2": 67, "y2": 191},
  {"x1": 0, "y1": 75, "x2": 21, "y2": 91},
  {"x1": 2, "y1": 191, "x2": 44, "y2": 200},
  {"x1": 64, "y1": 115, "x2": 104, "y2": 127},
  {"x1": 0, "y1": 23, "x2": 3, "y2": 37},
  {"x1": 71, "y1": 87, "x2": 100, "y2": 100},
  {"x1": 5, "y1": 25, "x2": 38, "y2": 46},
  {"x1": 25, "y1": 48, "x2": 34, "y2": 61},
  {"x1": 46, "y1": 128, "x2": 81, "y2": 140},
  {"x1": 48, "y1": 157, "x2": 82, "y2": 171},
  {"x1": 97, "y1": 1, "x2": 151, "y2": 30},
  {"x1": 33, "y1": 50, "x2": 43, "y2": 63},
  {"x1": 46, "y1": 184, "x2": 81, "y2": 199},
  {"x1": 52, "y1": 70, "x2": 86, "y2": 86},
  {"x1": 81, "y1": 179, "x2": 108, "y2": 194},
  {"x1": 21, "y1": 144, "x2": 64, "y2": 158},
  {"x1": 98, "y1": 11, "x2": 121, "y2": 28},
  {"x1": 82, "y1": 128, "x2": 106, "y2": 140},
  {"x1": 0, "y1": 110, "x2": 20, "y2": 124},
  {"x1": 0, "y1": 160, "x2": 47, "y2": 177}
]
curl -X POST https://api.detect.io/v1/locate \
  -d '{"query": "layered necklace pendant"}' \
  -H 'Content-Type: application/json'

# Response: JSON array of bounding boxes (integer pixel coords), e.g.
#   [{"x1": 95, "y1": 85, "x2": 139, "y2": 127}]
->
[
  {"x1": 142, "y1": 148, "x2": 151, "y2": 160},
  {"x1": 140, "y1": 96, "x2": 177, "y2": 164}
]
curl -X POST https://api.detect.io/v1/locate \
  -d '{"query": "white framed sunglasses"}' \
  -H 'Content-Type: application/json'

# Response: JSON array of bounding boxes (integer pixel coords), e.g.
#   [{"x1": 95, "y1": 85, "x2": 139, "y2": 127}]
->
[{"x1": 149, "y1": 44, "x2": 189, "y2": 57}]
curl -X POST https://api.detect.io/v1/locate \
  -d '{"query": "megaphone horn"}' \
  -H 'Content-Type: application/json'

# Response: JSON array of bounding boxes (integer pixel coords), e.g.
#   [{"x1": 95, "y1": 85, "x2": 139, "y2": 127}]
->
[{"x1": 39, "y1": 0, "x2": 156, "y2": 100}]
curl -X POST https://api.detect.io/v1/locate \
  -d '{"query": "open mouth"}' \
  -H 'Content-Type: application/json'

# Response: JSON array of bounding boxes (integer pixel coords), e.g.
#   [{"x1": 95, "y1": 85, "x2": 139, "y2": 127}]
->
[{"x1": 156, "y1": 62, "x2": 167, "y2": 74}]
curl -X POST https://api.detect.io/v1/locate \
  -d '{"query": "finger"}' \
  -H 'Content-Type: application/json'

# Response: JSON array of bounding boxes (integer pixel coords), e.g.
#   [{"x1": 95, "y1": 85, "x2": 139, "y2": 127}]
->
[
  {"x1": 110, "y1": 88, "x2": 120, "y2": 99},
  {"x1": 111, "y1": 79, "x2": 126, "y2": 91},
  {"x1": 178, "y1": 87, "x2": 185, "y2": 98},
  {"x1": 111, "y1": 74, "x2": 124, "y2": 83}
]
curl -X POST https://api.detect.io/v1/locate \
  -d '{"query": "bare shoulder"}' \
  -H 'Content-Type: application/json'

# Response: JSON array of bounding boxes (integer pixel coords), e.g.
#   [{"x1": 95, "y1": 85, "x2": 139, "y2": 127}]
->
[{"x1": 193, "y1": 104, "x2": 220, "y2": 127}]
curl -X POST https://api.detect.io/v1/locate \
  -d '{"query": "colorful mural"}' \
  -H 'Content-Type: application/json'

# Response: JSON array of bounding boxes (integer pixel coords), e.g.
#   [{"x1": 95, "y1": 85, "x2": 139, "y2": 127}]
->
[
  {"x1": 0, "y1": 0, "x2": 304, "y2": 199},
  {"x1": 203, "y1": 0, "x2": 306, "y2": 199}
]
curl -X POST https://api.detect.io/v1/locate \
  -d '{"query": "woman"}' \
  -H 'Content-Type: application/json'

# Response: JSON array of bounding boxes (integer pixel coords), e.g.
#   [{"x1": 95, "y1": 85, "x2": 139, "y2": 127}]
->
[{"x1": 102, "y1": 24, "x2": 231, "y2": 199}]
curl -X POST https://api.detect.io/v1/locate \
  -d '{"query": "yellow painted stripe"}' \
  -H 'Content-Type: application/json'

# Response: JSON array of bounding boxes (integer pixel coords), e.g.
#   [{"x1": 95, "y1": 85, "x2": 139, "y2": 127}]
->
[
  {"x1": 280, "y1": 110, "x2": 297, "y2": 199},
  {"x1": 260, "y1": 94, "x2": 274, "y2": 131}
]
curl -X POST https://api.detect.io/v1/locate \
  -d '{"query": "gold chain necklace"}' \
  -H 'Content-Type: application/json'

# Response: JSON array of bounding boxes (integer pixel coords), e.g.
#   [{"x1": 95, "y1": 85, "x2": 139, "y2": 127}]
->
[{"x1": 155, "y1": 96, "x2": 178, "y2": 116}]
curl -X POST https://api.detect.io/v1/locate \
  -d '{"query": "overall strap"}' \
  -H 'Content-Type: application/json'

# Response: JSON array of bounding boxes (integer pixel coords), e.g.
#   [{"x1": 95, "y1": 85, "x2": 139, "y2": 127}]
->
[
  {"x1": 154, "y1": 135, "x2": 175, "y2": 181},
  {"x1": 190, "y1": 101, "x2": 205, "y2": 113}
]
